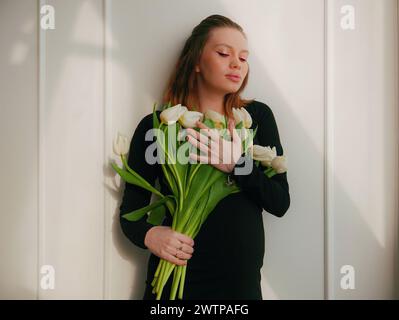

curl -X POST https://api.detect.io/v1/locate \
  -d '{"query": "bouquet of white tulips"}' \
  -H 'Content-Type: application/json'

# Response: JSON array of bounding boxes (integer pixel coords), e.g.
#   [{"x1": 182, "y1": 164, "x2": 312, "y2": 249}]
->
[
  {"x1": 251, "y1": 145, "x2": 288, "y2": 177},
  {"x1": 112, "y1": 102, "x2": 287, "y2": 300}
]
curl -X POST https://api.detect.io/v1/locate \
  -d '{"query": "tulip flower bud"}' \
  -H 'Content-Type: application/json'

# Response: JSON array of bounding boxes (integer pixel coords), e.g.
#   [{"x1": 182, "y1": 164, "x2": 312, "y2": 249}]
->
[
  {"x1": 232, "y1": 107, "x2": 253, "y2": 128},
  {"x1": 271, "y1": 155, "x2": 288, "y2": 173},
  {"x1": 179, "y1": 111, "x2": 204, "y2": 128},
  {"x1": 204, "y1": 109, "x2": 226, "y2": 129},
  {"x1": 113, "y1": 132, "x2": 129, "y2": 156},
  {"x1": 252, "y1": 145, "x2": 277, "y2": 167},
  {"x1": 160, "y1": 103, "x2": 188, "y2": 125}
]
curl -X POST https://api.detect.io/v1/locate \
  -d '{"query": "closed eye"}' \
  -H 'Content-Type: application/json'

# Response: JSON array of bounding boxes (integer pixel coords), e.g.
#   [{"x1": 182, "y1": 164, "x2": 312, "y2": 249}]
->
[{"x1": 217, "y1": 52, "x2": 247, "y2": 62}]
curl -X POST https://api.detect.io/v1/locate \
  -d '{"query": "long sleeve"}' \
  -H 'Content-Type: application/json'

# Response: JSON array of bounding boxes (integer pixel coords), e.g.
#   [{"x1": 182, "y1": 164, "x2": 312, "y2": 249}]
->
[
  {"x1": 119, "y1": 113, "x2": 161, "y2": 249},
  {"x1": 231, "y1": 104, "x2": 290, "y2": 217}
]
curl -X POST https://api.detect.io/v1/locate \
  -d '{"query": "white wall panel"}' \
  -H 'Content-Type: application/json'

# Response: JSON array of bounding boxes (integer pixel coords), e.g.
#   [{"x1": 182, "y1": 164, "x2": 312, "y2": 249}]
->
[
  {"x1": 39, "y1": 0, "x2": 105, "y2": 299},
  {"x1": 0, "y1": 0, "x2": 39, "y2": 300},
  {"x1": 326, "y1": 0, "x2": 398, "y2": 299}
]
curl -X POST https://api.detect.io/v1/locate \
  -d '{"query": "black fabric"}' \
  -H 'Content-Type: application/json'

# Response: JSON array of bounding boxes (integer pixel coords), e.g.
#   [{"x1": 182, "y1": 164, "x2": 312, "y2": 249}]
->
[{"x1": 119, "y1": 100, "x2": 291, "y2": 300}]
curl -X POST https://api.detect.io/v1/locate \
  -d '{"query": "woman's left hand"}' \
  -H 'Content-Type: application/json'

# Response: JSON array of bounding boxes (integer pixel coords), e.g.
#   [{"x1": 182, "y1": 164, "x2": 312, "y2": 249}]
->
[{"x1": 186, "y1": 118, "x2": 242, "y2": 173}]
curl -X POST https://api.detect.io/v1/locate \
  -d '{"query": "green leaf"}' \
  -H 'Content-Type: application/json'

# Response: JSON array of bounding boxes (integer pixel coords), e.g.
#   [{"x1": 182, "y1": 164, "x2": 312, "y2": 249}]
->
[
  {"x1": 253, "y1": 125, "x2": 258, "y2": 138},
  {"x1": 119, "y1": 155, "x2": 164, "y2": 197},
  {"x1": 200, "y1": 174, "x2": 239, "y2": 224},
  {"x1": 146, "y1": 203, "x2": 166, "y2": 225},
  {"x1": 153, "y1": 103, "x2": 160, "y2": 129},
  {"x1": 111, "y1": 162, "x2": 161, "y2": 196},
  {"x1": 183, "y1": 187, "x2": 210, "y2": 236},
  {"x1": 155, "y1": 125, "x2": 180, "y2": 196},
  {"x1": 122, "y1": 195, "x2": 173, "y2": 221},
  {"x1": 236, "y1": 120, "x2": 244, "y2": 129},
  {"x1": 185, "y1": 165, "x2": 225, "y2": 210},
  {"x1": 184, "y1": 173, "x2": 240, "y2": 237},
  {"x1": 164, "y1": 123, "x2": 187, "y2": 195},
  {"x1": 203, "y1": 118, "x2": 215, "y2": 129}
]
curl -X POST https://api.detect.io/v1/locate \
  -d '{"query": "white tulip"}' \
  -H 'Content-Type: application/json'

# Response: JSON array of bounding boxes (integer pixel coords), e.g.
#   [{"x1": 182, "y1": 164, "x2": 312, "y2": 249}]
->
[
  {"x1": 241, "y1": 107, "x2": 253, "y2": 128},
  {"x1": 235, "y1": 127, "x2": 249, "y2": 141},
  {"x1": 113, "y1": 132, "x2": 129, "y2": 156},
  {"x1": 178, "y1": 110, "x2": 204, "y2": 128},
  {"x1": 160, "y1": 103, "x2": 188, "y2": 125},
  {"x1": 232, "y1": 107, "x2": 252, "y2": 128},
  {"x1": 271, "y1": 155, "x2": 288, "y2": 173},
  {"x1": 252, "y1": 145, "x2": 277, "y2": 167},
  {"x1": 204, "y1": 109, "x2": 226, "y2": 129}
]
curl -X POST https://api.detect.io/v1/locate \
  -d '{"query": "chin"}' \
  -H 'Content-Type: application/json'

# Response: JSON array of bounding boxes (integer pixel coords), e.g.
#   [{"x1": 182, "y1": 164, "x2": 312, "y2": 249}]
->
[
  {"x1": 221, "y1": 83, "x2": 241, "y2": 93},
  {"x1": 215, "y1": 81, "x2": 240, "y2": 94},
  {"x1": 226, "y1": 84, "x2": 241, "y2": 92}
]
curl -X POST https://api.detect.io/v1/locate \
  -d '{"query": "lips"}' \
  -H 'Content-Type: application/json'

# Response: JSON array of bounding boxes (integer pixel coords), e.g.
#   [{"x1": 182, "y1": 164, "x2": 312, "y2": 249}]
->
[{"x1": 226, "y1": 74, "x2": 241, "y2": 82}]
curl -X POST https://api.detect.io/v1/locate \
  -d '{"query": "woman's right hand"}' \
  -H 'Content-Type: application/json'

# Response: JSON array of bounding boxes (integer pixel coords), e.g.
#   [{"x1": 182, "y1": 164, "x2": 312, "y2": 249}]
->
[{"x1": 144, "y1": 226, "x2": 195, "y2": 266}]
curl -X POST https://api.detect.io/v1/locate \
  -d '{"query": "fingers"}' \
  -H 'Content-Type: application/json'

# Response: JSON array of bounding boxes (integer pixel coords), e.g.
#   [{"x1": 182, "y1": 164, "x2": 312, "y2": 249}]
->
[
  {"x1": 168, "y1": 238, "x2": 194, "y2": 254},
  {"x1": 186, "y1": 134, "x2": 210, "y2": 156},
  {"x1": 189, "y1": 152, "x2": 209, "y2": 164},
  {"x1": 165, "y1": 244, "x2": 192, "y2": 259},
  {"x1": 175, "y1": 232, "x2": 195, "y2": 247},
  {"x1": 146, "y1": 226, "x2": 196, "y2": 266},
  {"x1": 163, "y1": 251, "x2": 187, "y2": 266},
  {"x1": 186, "y1": 127, "x2": 222, "y2": 162},
  {"x1": 187, "y1": 127, "x2": 210, "y2": 145},
  {"x1": 193, "y1": 122, "x2": 220, "y2": 142},
  {"x1": 181, "y1": 243, "x2": 194, "y2": 254},
  {"x1": 163, "y1": 242, "x2": 193, "y2": 266}
]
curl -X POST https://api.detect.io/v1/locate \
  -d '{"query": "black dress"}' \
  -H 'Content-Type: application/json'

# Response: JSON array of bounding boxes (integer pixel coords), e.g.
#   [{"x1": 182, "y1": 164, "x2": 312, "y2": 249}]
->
[{"x1": 119, "y1": 100, "x2": 291, "y2": 300}]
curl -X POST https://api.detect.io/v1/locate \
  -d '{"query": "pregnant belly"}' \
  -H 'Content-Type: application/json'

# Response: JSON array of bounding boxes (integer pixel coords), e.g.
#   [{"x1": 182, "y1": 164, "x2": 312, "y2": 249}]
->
[{"x1": 185, "y1": 192, "x2": 266, "y2": 272}]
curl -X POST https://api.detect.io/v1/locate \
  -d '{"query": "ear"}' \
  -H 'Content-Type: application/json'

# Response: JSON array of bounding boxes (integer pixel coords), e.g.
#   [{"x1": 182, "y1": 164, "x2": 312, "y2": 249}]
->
[{"x1": 195, "y1": 65, "x2": 200, "y2": 72}]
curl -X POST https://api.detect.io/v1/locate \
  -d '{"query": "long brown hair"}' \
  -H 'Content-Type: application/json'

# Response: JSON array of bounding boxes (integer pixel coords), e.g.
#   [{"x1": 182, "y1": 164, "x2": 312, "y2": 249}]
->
[{"x1": 162, "y1": 14, "x2": 254, "y2": 120}]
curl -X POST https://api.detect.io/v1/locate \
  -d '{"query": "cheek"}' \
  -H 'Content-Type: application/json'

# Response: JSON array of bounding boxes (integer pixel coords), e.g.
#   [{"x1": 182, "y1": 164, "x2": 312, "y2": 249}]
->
[
  {"x1": 202, "y1": 57, "x2": 226, "y2": 79},
  {"x1": 241, "y1": 64, "x2": 249, "y2": 79}
]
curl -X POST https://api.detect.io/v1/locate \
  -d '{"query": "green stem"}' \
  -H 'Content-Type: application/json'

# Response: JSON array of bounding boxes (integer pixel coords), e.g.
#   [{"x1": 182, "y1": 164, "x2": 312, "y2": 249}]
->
[
  {"x1": 152, "y1": 259, "x2": 163, "y2": 289},
  {"x1": 156, "y1": 260, "x2": 166, "y2": 294},
  {"x1": 161, "y1": 164, "x2": 177, "y2": 195},
  {"x1": 184, "y1": 163, "x2": 202, "y2": 198},
  {"x1": 156, "y1": 125, "x2": 184, "y2": 205},
  {"x1": 178, "y1": 265, "x2": 187, "y2": 300},
  {"x1": 157, "y1": 262, "x2": 176, "y2": 300},
  {"x1": 169, "y1": 265, "x2": 182, "y2": 300},
  {"x1": 265, "y1": 167, "x2": 276, "y2": 178}
]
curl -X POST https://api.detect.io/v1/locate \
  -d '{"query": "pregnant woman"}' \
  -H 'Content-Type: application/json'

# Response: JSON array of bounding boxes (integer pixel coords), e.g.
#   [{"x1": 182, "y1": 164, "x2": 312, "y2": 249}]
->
[{"x1": 119, "y1": 14, "x2": 291, "y2": 300}]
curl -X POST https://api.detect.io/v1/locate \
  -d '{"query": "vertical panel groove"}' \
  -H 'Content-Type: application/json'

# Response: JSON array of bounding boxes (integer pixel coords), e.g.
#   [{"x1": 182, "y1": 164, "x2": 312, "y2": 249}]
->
[
  {"x1": 103, "y1": 0, "x2": 111, "y2": 300},
  {"x1": 396, "y1": 0, "x2": 399, "y2": 298},
  {"x1": 323, "y1": 0, "x2": 328, "y2": 300},
  {"x1": 324, "y1": 0, "x2": 335, "y2": 300},
  {"x1": 37, "y1": 0, "x2": 46, "y2": 300}
]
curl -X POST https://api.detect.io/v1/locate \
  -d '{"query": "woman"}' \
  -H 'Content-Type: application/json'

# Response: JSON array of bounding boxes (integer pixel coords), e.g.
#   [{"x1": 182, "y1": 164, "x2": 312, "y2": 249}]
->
[{"x1": 119, "y1": 14, "x2": 290, "y2": 300}]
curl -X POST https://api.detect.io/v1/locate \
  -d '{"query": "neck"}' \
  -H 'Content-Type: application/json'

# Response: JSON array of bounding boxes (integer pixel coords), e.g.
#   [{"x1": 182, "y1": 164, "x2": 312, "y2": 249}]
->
[{"x1": 195, "y1": 79, "x2": 226, "y2": 116}]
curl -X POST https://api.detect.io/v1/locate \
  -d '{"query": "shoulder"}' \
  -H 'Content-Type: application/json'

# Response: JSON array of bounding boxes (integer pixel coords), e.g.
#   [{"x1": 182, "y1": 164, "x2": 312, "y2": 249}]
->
[
  {"x1": 136, "y1": 110, "x2": 161, "y2": 132},
  {"x1": 242, "y1": 99, "x2": 273, "y2": 121}
]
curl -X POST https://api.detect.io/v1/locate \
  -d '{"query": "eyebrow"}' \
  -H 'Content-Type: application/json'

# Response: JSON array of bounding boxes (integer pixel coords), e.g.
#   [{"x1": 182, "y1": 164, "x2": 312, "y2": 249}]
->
[{"x1": 214, "y1": 43, "x2": 249, "y2": 54}]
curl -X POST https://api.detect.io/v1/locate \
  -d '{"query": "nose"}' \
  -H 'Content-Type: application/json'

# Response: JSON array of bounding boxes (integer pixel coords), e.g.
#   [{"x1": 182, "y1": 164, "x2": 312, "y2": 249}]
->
[{"x1": 230, "y1": 56, "x2": 241, "y2": 70}]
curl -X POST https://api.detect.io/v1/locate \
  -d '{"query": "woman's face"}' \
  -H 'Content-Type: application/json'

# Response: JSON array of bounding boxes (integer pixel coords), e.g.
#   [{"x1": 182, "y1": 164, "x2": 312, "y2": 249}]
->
[{"x1": 195, "y1": 27, "x2": 249, "y2": 94}]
